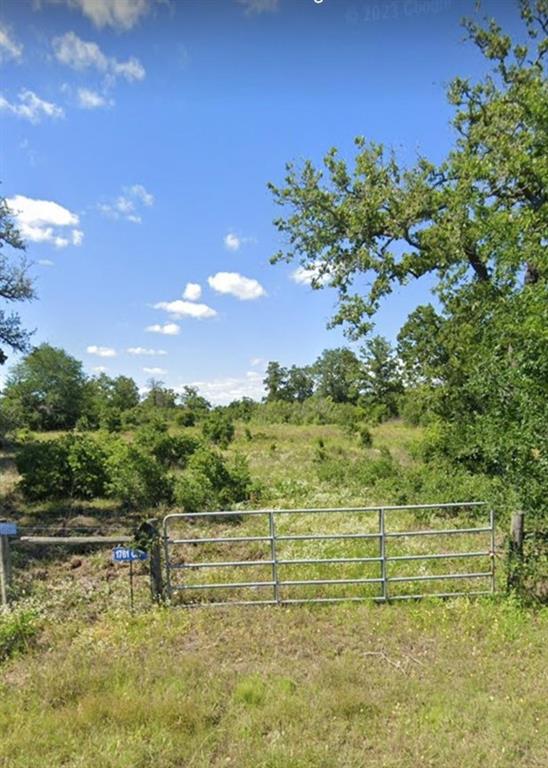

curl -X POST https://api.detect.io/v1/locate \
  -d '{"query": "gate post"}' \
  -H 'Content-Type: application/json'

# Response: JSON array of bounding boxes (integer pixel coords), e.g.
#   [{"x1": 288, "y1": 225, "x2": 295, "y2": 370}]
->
[
  {"x1": 0, "y1": 534, "x2": 12, "y2": 607},
  {"x1": 507, "y1": 511, "x2": 525, "y2": 592},
  {"x1": 134, "y1": 519, "x2": 165, "y2": 604}
]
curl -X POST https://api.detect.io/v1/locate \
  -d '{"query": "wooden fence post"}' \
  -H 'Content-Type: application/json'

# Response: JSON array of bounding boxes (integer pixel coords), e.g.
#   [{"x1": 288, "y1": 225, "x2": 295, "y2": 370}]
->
[
  {"x1": 0, "y1": 534, "x2": 12, "y2": 607},
  {"x1": 507, "y1": 511, "x2": 525, "y2": 591}
]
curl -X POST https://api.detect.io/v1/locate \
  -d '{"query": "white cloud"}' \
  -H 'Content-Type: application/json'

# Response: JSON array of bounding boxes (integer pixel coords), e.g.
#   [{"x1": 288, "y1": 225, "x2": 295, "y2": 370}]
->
[
  {"x1": 177, "y1": 370, "x2": 265, "y2": 406},
  {"x1": 183, "y1": 282, "x2": 202, "y2": 301},
  {"x1": 87, "y1": 345, "x2": 117, "y2": 357},
  {"x1": 77, "y1": 87, "x2": 113, "y2": 109},
  {"x1": 52, "y1": 31, "x2": 145, "y2": 82},
  {"x1": 98, "y1": 184, "x2": 154, "y2": 223},
  {"x1": 223, "y1": 231, "x2": 255, "y2": 251},
  {"x1": 153, "y1": 299, "x2": 217, "y2": 319},
  {"x1": 6, "y1": 194, "x2": 82, "y2": 249},
  {"x1": 41, "y1": 0, "x2": 155, "y2": 30},
  {"x1": 143, "y1": 366, "x2": 167, "y2": 375},
  {"x1": 146, "y1": 322, "x2": 181, "y2": 336},
  {"x1": 224, "y1": 232, "x2": 241, "y2": 251},
  {"x1": 129, "y1": 184, "x2": 154, "y2": 206},
  {"x1": 92, "y1": 366, "x2": 108, "y2": 374},
  {"x1": 291, "y1": 264, "x2": 331, "y2": 287},
  {"x1": 238, "y1": 0, "x2": 279, "y2": 15},
  {"x1": 0, "y1": 24, "x2": 23, "y2": 61},
  {"x1": 208, "y1": 272, "x2": 266, "y2": 301},
  {"x1": 250, "y1": 356, "x2": 265, "y2": 368},
  {"x1": 0, "y1": 90, "x2": 64, "y2": 123},
  {"x1": 127, "y1": 347, "x2": 167, "y2": 356},
  {"x1": 37, "y1": 259, "x2": 55, "y2": 267}
]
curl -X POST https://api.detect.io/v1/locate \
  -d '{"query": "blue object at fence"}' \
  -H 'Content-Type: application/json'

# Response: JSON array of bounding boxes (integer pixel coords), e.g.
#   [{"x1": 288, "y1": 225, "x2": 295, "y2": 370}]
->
[
  {"x1": 112, "y1": 547, "x2": 148, "y2": 562},
  {"x1": 0, "y1": 522, "x2": 17, "y2": 536}
]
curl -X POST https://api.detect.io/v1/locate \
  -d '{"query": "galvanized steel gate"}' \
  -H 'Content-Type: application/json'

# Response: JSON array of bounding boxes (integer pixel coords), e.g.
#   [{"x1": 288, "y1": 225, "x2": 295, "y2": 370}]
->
[{"x1": 162, "y1": 502, "x2": 496, "y2": 606}]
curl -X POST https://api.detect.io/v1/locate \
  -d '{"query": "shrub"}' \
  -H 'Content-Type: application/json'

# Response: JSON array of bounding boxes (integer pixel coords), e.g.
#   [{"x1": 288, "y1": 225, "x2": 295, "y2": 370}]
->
[
  {"x1": 174, "y1": 448, "x2": 253, "y2": 512},
  {"x1": 16, "y1": 439, "x2": 71, "y2": 500},
  {"x1": 357, "y1": 424, "x2": 373, "y2": 448},
  {"x1": 66, "y1": 434, "x2": 109, "y2": 498},
  {"x1": 0, "y1": 606, "x2": 40, "y2": 662},
  {"x1": 16, "y1": 434, "x2": 109, "y2": 501},
  {"x1": 106, "y1": 441, "x2": 173, "y2": 509},
  {"x1": 202, "y1": 411, "x2": 235, "y2": 448},
  {"x1": 135, "y1": 420, "x2": 199, "y2": 468}
]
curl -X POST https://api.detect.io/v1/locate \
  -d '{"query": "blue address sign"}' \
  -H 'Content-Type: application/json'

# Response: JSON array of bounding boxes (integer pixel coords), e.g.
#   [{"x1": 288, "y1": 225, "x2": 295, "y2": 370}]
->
[
  {"x1": 0, "y1": 522, "x2": 17, "y2": 536},
  {"x1": 112, "y1": 547, "x2": 148, "y2": 563}
]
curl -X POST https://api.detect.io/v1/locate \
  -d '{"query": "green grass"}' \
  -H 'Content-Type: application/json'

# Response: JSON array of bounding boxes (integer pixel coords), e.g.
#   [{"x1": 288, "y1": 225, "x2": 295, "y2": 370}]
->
[
  {"x1": 1, "y1": 418, "x2": 545, "y2": 766},
  {"x1": 0, "y1": 599, "x2": 546, "y2": 767}
]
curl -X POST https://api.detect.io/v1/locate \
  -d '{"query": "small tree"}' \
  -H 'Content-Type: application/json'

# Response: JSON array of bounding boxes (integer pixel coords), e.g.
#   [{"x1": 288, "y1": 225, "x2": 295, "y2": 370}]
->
[{"x1": 2, "y1": 344, "x2": 88, "y2": 430}]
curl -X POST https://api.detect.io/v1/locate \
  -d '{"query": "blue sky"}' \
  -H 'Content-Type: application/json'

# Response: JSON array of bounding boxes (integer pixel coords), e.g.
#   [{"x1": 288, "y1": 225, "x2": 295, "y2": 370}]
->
[{"x1": 1, "y1": 0, "x2": 522, "y2": 402}]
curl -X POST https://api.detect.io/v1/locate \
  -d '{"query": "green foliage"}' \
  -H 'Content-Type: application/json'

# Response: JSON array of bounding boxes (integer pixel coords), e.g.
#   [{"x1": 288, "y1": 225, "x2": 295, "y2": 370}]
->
[
  {"x1": 66, "y1": 433, "x2": 109, "y2": 499},
  {"x1": 0, "y1": 195, "x2": 35, "y2": 367},
  {"x1": 202, "y1": 410, "x2": 235, "y2": 448},
  {"x1": 0, "y1": 606, "x2": 40, "y2": 662},
  {"x1": 268, "y1": 4, "x2": 548, "y2": 527},
  {"x1": 2, "y1": 344, "x2": 88, "y2": 430},
  {"x1": 357, "y1": 424, "x2": 372, "y2": 448},
  {"x1": 174, "y1": 447, "x2": 253, "y2": 512},
  {"x1": 105, "y1": 441, "x2": 174, "y2": 509},
  {"x1": 16, "y1": 438, "x2": 71, "y2": 500},
  {"x1": 135, "y1": 420, "x2": 199, "y2": 468}
]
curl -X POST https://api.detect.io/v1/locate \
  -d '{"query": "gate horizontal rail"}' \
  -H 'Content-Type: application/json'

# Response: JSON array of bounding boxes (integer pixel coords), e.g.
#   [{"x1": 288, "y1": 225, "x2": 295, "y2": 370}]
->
[{"x1": 163, "y1": 502, "x2": 496, "y2": 606}]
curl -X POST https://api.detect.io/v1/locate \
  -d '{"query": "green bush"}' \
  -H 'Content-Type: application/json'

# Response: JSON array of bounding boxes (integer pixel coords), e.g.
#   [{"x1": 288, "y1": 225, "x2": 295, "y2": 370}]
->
[
  {"x1": 16, "y1": 439, "x2": 71, "y2": 500},
  {"x1": 16, "y1": 434, "x2": 109, "y2": 501},
  {"x1": 202, "y1": 411, "x2": 235, "y2": 448},
  {"x1": 106, "y1": 441, "x2": 173, "y2": 509},
  {"x1": 135, "y1": 420, "x2": 198, "y2": 468},
  {"x1": 174, "y1": 448, "x2": 253, "y2": 512},
  {"x1": 357, "y1": 424, "x2": 373, "y2": 448},
  {"x1": 66, "y1": 434, "x2": 109, "y2": 498},
  {"x1": 0, "y1": 607, "x2": 40, "y2": 662}
]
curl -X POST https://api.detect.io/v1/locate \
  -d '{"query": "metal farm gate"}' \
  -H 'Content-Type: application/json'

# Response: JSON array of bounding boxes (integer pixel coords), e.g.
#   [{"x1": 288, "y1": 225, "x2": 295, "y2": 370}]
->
[{"x1": 162, "y1": 502, "x2": 496, "y2": 606}]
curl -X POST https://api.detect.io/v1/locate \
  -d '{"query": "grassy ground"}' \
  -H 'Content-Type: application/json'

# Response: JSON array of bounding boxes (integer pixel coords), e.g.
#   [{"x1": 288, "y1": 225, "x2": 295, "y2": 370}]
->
[
  {"x1": 0, "y1": 597, "x2": 546, "y2": 768},
  {"x1": 1, "y1": 420, "x2": 546, "y2": 766}
]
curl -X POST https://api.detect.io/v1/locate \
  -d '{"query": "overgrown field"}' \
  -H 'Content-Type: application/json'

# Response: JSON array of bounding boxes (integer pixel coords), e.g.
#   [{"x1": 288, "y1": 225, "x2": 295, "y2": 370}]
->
[
  {"x1": 0, "y1": 598, "x2": 546, "y2": 768},
  {"x1": 0, "y1": 420, "x2": 546, "y2": 766}
]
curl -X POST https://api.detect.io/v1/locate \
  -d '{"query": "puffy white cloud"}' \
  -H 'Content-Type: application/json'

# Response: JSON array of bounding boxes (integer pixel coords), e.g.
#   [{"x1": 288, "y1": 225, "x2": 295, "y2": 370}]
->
[
  {"x1": 6, "y1": 194, "x2": 82, "y2": 249},
  {"x1": 177, "y1": 371, "x2": 265, "y2": 406},
  {"x1": 77, "y1": 87, "x2": 113, "y2": 109},
  {"x1": 224, "y1": 232, "x2": 241, "y2": 251},
  {"x1": 38, "y1": 259, "x2": 55, "y2": 267},
  {"x1": 208, "y1": 272, "x2": 266, "y2": 301},
  {"x1": 127, "y1": 347, "x2": 167, "y2": 356},
  {"x1": 98, "y1": 184, "x2": 154, "y2": 223},
  {"x1": 41, "y1": 0, "x2": 154, "y2": 30},
  {"x1": 87, "y1": 345, "x2": 117, "y2": 357},
  {"x1": 53, "y1": 32, "x2": 145, "y2": 82},
  {"x1": 154, "y1": 299, "x2": 217, "y2": 319},
  {"x1": 250, "y1": 356, "x2": 265, "y2": 368},
  {"x1": 183, "y1": 282, "x2": 202, "y2": 301},
  {"x1": 146, "y1": 323, "x2": 180, "y2": 336},
  {"x1": 143, "y1": 367, "x2": 167, "y2": 375},
  {"x1": 291, "y1": 264, "x2": 331, "y2": 287},
  {"x1": 0, "y1": 24, "x2": 22, "y2": 61},
  {"x1": 0, "y1": 90, "x2": 64, "y2": 123},
  {"x1": 92, "y1": 365, "x2": 108, "y2": 373},
  {"x1": 238, "y1": 0, "x2": 279, "y2": 15}
]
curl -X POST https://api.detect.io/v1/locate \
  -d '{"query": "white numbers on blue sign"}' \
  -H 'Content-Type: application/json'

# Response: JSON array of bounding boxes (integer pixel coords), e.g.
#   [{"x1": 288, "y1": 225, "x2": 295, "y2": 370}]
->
[{"x1": 112, "y1": 547, "x2": 148, "y2": 562}]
